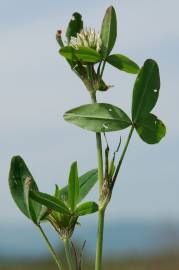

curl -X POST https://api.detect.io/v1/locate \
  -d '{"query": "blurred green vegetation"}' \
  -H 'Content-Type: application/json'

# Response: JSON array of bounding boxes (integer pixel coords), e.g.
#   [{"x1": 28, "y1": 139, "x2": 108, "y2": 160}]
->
[{"x1": 1, "y1": 255, "x2": 179, "y2": 270}]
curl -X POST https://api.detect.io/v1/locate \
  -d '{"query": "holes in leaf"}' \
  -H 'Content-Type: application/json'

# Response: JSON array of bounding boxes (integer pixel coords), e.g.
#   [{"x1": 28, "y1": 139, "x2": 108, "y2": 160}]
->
[{"x1": 153, "y1": 89, "x2": 158, "y2": 93}]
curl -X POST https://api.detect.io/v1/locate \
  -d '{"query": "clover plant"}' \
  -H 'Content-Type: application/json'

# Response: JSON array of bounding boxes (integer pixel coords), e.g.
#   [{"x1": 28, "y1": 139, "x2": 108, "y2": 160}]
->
[{"x1": 9, "y1": 6, "x2": 166, "y2": 270}]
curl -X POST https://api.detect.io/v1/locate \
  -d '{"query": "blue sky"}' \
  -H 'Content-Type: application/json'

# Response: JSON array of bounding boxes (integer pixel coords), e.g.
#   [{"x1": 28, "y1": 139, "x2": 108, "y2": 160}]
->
[{"x1": 0, "y1": 0, "x2": 179, "y2": 226}]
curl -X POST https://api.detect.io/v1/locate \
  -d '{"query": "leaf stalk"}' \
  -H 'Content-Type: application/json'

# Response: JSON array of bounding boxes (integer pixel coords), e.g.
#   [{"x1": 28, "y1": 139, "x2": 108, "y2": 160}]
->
[
  {"x1": 37, "y1": 225, "x2": 64, "y2": 270},
  {"x1": 64, "y1": 239, "x2": 74, "y2": 270},
  {"x1": 111, "y1": 125, "x2": 134, "y2": 190}
]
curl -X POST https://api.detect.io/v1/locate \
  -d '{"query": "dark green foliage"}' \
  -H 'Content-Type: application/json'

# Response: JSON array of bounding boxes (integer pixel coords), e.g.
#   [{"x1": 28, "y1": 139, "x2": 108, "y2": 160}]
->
[
  {"x1": 75, "y1": 201, "x2": 98, "y2": 216},
  {"x1": 135, "y1": 114, "x2": 166, "y2": 144},
  {"x1": 30, "y1": 190, "x2": 70, "y2": 214},
  {"x1": 64, "y1": 103, "x2": 132, "y2": 132},
  {"x1": 100, "y1": 6, "x2": 117, "y2": 58},
  {"x1": 60, "y1": 46, "x2": 101, "y2": 63},
  {"x1": 59, "y1": 169, "x2": 98, "y2": 203},
  {"x1": 66, "y1": 12, "x2": 83, "y2": 43},
  {"x1": 107, "y1": 54, "x2": 140, "y2": 74},
  {"x1": 132, "y1": 59, "x2": 160, "y2": 122},
  {"x1": 68, "y1": 161, "x2": 79, "y2": 212},
  {"x1": 9, "y1": 156, "x2": 42, "y2": 224}
]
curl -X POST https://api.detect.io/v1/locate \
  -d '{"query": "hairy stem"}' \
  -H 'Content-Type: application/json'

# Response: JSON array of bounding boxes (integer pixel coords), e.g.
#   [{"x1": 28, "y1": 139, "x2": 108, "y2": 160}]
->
[
  {"x1": 64, "y1": 239, "x2": 74, "y2": 270},
  {"x1": 37, "y1": 225, "x2": 64, "y2": 270},
  {"x1": 91, "y1": 93, "x2": 105, "y2": 270}
]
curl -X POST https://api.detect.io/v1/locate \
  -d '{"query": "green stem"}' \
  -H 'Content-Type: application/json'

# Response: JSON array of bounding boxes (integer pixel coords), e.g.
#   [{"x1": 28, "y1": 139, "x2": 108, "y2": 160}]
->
[
  {"x1": 99, "y1": 60, "x2": 106, "y2": 82},
  {"x1": 91, "y1": 93, "x2": 104, "y2": 194},
  {"x1": 95, "y1": 209, "x2": 105, "y2": 270},
  {"x1": 96, "y1": 132, "x2": 104, "y2": 193},
  {"x1": 95, "y1": 127, "x2": 134, "y2": 270},
  {"x1": 111, "y1": 125, "x2": 134, "y2": 189},
  {"x1": 64, "y1": 239, "x2": 74, "y2": 270},
  {"x1": 91, "y1": 93, "x2": 105, "y2": 270},
  {"x1": 37, "y1": 225, "x2": 64, "y2": 270}
]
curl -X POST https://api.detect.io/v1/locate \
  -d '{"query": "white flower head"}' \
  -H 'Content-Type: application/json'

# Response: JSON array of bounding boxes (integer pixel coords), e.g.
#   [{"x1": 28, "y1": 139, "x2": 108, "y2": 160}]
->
[{"x1": 69, "y1": 28, "x2": 102, "y2": 52}]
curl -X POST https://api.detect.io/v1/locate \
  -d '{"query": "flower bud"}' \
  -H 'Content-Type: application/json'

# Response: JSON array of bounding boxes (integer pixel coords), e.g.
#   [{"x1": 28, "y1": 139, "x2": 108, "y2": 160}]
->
[{"x1": 56, "y1": 30, "x2": 64, "y2": 48}]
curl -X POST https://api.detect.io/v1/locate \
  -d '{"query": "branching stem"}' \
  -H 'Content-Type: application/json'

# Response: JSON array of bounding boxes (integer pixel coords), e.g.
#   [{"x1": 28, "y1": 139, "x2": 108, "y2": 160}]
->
[{"x1": 111, "y1": 126, "x2": 134, "y2": 190}]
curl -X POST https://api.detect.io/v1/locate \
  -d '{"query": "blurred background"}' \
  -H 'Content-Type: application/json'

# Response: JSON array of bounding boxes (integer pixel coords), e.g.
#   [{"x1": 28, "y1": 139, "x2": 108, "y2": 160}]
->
[{"x1": 0, "y1": 0, "x2": 179, "y2": 269}]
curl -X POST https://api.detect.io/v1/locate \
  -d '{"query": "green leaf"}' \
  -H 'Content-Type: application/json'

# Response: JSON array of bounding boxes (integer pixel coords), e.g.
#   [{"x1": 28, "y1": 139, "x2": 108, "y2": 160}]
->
[
  {"x1": 30, "y1": 190, "x2": 70, "y2": 215},
  {"x1": 24, "y1": 177, "x2": 41, "y2": 224},
  {"x1": 77, "y1": 169, "x2": 98, "y2": 203},
  {"x1": 100, "y1": 6, "x2": 117, "y2": 58},
  {"x1": 132, "y1": 59, "x2": 160, "y2": 122},
  {"x1": 54, "y1": 184, "x2": 61, "y2": 198},
  {"x1": 68, "y1": 161, "x2": 79, "y2": 212},
  {"x1": 37, "y1": 185, "x2": 63, "y2": 223},
  {"x1": 64, "y1": 103, "x2": 132, "y2": 132},
  {"x1": 37, "y1": 206, "x2": 50, "y2": 223},
  {"x1": 66, "y1": 12, "x2": 83, "y2": 43},
  {"x1": 107, "y1": 54, "x2": 140, "y2": 74},
  {"x1": 59, "y1": 169, "x2": 98, "y2": 203},
  {"x1": 60, "y1": 46, "x2": 101, "y2": 63},
  {"x1": 76, "y1": 47, "x2": 101, "y2": 63},
  {"x1": 135, "y1": 114, "x2": 166, "y2": 144},
  {"x1": 9, "y1": 156, "x2": 41, "y2": 222},
  {"x1": 75, "y1": 201, "x2": 98, "y2": 216},
  {"x1": 109, "y1": 159, "x2": 115, "y2": 179}
]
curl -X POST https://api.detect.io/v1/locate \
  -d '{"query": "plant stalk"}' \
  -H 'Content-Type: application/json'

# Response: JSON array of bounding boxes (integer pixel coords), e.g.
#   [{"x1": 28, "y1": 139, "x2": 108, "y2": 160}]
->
[
  {"x1": 95, "y1": 132, "x2": 104, "y2": 193},
  {"x1": 64, "y1": 239, "x2": 74, "y2": 270},
  {"x1": 37, "y1": 225, "x2": 64, "y2": 270},
  {"x1": 111, "y1": 125, "x2": 134, "y2": 189},
  {"x1": 95, "y1": 208, "x2": 105, "y2": 270},
  {"x1": 91, "y1": 93, "x2": 105, "y2": 270},
  {"x1": 99, "y1": 60, "x2": 106, "y2": 82}
]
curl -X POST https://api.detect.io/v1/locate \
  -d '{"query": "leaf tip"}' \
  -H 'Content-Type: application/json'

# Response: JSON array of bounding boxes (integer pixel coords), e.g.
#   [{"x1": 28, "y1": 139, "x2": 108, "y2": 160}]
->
[
  {"x1": 107, "y1": 5, "x2": 116, "y2": 12},
  {"x1": 72, "y1": 160, "x2": 78, "y2": 167},
  {"x1": 11, "y1": 155, "x2": 22, "y2": 163},
  {"x1": 72, "y1": 12, "x2": 82, "y2": 19}
]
